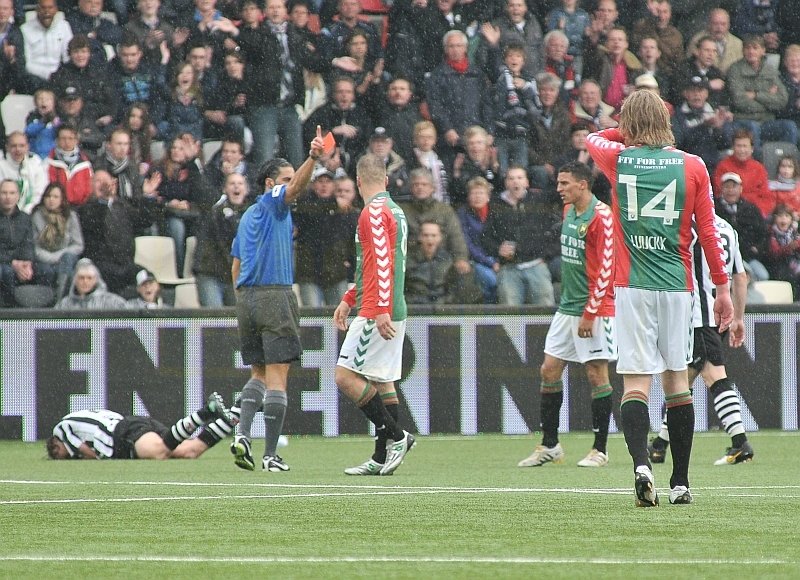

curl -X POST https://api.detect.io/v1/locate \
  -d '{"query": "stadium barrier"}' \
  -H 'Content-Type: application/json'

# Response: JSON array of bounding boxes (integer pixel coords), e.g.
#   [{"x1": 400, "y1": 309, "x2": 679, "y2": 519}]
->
[{"x1": 2, "y1": 306, "x2": 798, "y2": 441}]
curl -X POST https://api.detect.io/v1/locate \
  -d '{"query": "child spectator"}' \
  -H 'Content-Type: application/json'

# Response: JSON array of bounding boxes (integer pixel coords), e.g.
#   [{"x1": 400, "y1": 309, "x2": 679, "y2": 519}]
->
[
  {"x1": 31, "y1": 182, "x2": 84, "y2": 300},
  {"x1": 25, "y1": 88, "x2": 60, "y2": 159},
  {"x1": 769, "y1": 155, "x2": 800, "y2": 220},
  {"x1": 767, "y1": 204, "x2": 800, "y2": 296},
  {"x1": 164, "y1": 61, "x2": 204, "y2": 141},
  {"x1": 493, "y1": 41, "x2": 537, "y2": 179}
]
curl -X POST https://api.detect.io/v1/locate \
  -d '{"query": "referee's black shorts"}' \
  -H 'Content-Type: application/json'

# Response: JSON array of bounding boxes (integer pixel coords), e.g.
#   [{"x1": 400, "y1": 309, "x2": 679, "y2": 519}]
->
[
  {"x1": 235, "y1": 285, "x2": 302, "y2": 366},
  {"x1": 112, "y1": 416, "x2": 169, "y2": 459},
  {"x1": 689, "y1": 326, "x2": 728, "y2": 373}
]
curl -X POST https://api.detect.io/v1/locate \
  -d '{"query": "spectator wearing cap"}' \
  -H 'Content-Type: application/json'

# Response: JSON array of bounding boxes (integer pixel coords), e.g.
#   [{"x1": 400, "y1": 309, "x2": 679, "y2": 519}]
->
[
  {"x1": 687, "y1": 8, "x2": 742, "y2": 75},
  {"x1": 50, "y1": 35, "x2": 116, "y2": 130},
  {"x1": 55, "y1": 257, "x2": 128, "y2": 309},
  {"x1": 672, "y1": 74, "x2": 734, "y2": 174},
  {"x1": 377, "y1": 77, "x2": 423, "y2": 167},
  {"x1": 633, "y1": 74, "x2": 673, "y2": 115},
  {"x1": 714, "y1": 171, "x2": 770, "y2": 282},
  {"x1": 778, "y1": 44, "x2": 800, "y2": 130},
  {"x1": 193, "y1": 172, "x2": 250, "y2": 307},
  {"x1": 714, "y1": 129, "x2": 774, "y2": 219},
  {"x1": 126, "y1": 268, "x2": 167, "y2": 309},
  {"x1": 367, "y1": 127, "x2": 410, "y2": 202},
  {"x1": 66, "y1": 0, "x2": 123, "y2": 68},
  {"x1": 292, "y1": 165, "x2": 354, "y2": 307},
  {"x1": 57, "y1": 85, "x2": 104, "y2": 159},
  {"x1": 727, "y1": 34, "x2": 796, "y2": 154},
  {"x1": 680, "y1": 35, "x2": 728, "y2": 108},
  {"x1": 18, "y1": 0, "x2": 73, "y2": 93}
]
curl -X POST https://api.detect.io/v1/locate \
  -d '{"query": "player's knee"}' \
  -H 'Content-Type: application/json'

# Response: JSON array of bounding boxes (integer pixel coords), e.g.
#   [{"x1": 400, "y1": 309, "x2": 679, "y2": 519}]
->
[{"x1": 540, "y1": 363, "x2": 560, "y2": 383}]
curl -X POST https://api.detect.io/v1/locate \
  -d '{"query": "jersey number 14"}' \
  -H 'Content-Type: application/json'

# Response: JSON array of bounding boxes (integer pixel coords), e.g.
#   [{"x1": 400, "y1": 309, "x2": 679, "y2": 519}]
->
[{"x1": 619, "y1": 175, "x2": 679, "y2": 226}]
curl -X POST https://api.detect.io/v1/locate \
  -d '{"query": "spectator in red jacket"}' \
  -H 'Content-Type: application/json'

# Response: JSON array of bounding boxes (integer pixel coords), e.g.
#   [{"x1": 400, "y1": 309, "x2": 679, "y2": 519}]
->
[
  {"x1": 713, "y1": 129, "x2": 774, "y2": 218},
  {"x1": 45, "y1": 124, "x2": 94, "y2": 207}
]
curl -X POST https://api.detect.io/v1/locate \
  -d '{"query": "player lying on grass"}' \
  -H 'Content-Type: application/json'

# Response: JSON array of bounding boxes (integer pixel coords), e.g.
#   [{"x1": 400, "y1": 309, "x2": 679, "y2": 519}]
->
[{"x1": 46, "y1": 392, "x2": 237, "y2": 460}]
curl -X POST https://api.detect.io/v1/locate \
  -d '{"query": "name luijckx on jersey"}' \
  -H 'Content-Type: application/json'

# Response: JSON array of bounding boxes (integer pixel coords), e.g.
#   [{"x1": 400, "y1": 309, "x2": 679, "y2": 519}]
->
[{"x1": 628, "y1": 235, "x2": 667, "y2": 250}]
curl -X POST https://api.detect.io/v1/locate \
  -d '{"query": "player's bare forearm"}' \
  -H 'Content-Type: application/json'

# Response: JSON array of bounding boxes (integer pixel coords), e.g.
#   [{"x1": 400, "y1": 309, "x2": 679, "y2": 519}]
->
[
  {"x1": 732, "y1": 271, "x2": 747, "y2": 321},
  {"x1": 231, "y1": 257, "x2": 240, "y2": 287},
  {"x1": 78, "y1": 443, "x2": 97, "y2": 459}
]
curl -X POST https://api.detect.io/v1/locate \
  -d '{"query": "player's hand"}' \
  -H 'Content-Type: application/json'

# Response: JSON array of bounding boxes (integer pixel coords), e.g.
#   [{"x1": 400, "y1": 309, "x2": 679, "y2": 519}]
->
[
  {"x1": 333, "y1": 301, "x2": 351, "y2": 331},
  {"x1": 713, "y1": 286, "x2": 734, "y2": 332},
  {"x1": 577, "y1": 315, "x2": 593, "y2": 339},
  {"x1": 728, "y1": 318, "x2": 745, "y2": 348},
  {"x1": 309, "y1": 125, "x2": 325, "y2": 159},
  {"x1": 375, "y1": 313, "x2": 396, "y2": 341}
]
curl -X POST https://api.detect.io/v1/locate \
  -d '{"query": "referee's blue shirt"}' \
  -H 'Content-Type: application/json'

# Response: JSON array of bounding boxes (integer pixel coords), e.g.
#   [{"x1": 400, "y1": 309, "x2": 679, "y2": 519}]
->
[{"x1": 231, "y1": 184, "x2": 294, "y2": 287}]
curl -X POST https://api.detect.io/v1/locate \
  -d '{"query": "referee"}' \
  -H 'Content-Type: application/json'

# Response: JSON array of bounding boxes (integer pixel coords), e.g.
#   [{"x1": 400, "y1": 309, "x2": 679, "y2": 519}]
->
[{"x1": 230, "y1": 126, "x2": 326, "y2": 473}]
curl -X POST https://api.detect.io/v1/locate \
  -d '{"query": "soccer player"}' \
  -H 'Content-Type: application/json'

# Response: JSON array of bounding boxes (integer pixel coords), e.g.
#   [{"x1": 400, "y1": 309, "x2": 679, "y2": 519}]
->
[
  {"x1": 46, "y1": 393, "x2": 236, "y2": 460},
  {"x1": 649, "y1": 215, "x2": 754, "y2": 465},
  {"x1": 229, "y1": 126, "x2": 326, "y2": 473},
  {"x1": 586, "y1": 89, "x2": 734, "y2": 507},
  {"x1": 333, "y1": 153, "x2": 415, "y2": 476},
  {"x1": 518, "y1": 161, "x2": 617, "y2": 469}
]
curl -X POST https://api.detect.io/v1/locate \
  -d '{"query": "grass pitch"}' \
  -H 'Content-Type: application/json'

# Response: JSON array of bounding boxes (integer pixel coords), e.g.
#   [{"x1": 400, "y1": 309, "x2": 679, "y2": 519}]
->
[{"x1": 2, "y1": 431, "x2": 799, "y2": 579}]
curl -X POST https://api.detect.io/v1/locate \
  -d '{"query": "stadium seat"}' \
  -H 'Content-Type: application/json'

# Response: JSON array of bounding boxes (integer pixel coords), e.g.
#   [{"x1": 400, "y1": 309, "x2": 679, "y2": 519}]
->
[
  {"x1": 750, "y1": 280, "x2": 794, "y2": 304},
  {"x1": 202, "y1": 140, "x2": 222, "y2": 162},
  {"x1": 134, "y1": 236, "x2": 195, "y2": 286},
  {"x1": 150, "y1": 140, "x2": 166, "y2": 163},
  {"x1": 183, "y1": 236, "x2": 197, "y2": 278},
  {"x1": 360, "y1": 0, "x2": 389, "y2": 13},
  {"x1": 174, "y1": 283, "x2": 200, "y2": 308},
  {"x1": 1, "y1": 94, "x2": 36, "y2": 135},
  {"x1": 762, "y1": 141, "x2": 799, "y2": 179}
]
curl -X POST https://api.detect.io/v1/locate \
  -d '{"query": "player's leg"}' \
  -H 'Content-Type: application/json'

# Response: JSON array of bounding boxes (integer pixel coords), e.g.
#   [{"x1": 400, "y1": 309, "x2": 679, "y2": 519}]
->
[
  {"x1": 649, "y1": 366, "x2": 700, "y2": 463},
  {"x1": 519, "y1": 313, "x2": 574, "y2": 467},
  {"x1": 170, "y1": 438, "x2": 211, "y2": 459},
  {"x1": 161, "y1": 392, "x2": 233, "y2": 451},
  {"x1": 580, "y1": 359, "x2": 612, "y2": 466},
  {"x1": 133, "y1": 431, "x2": 173, "y2": 460},
  {"x1": 262, "y1": 363, "x2": 290, "y2": 472},
  {"x1": 701, "y1": 364, "x2": 754, "y2": 465},
  {"x1": 373, "y1": 381, "x2": 399, "y2": 463},
  {"x1": 658, "y1": 290, "x2": 695, "y2": 504}
]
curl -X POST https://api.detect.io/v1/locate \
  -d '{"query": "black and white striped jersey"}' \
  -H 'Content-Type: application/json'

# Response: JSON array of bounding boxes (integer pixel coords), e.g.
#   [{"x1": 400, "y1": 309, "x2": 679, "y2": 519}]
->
[
  {"x1": 52, "y1": 410, "x2": 123, "y2": 459},
  {"x1": 691, "y1": 215, "x2": 744, "y2": 328}
]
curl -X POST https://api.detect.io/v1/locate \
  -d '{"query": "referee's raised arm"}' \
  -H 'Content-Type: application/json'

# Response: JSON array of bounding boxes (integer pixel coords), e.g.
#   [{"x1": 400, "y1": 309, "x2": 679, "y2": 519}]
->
[{"x1": 284, "y1": 125, "x2": 326, "y2": 203}]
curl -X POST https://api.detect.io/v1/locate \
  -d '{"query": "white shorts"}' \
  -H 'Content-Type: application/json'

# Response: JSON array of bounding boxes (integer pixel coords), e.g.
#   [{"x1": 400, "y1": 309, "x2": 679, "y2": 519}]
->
[
  {"x1": 615, "y1": 287, "x2": 693, "y2": 374},
  {"x1": 544, "y1": 312, "x2": 617, "y2": 364},
  {"x1": 337, "y1": 317, "x2": 406, "y2": 383}
]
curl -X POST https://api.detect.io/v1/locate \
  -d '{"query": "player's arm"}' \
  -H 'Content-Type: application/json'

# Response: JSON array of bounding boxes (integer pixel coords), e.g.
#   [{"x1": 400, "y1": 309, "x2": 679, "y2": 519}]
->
[
  {"x1": 582, "y1": 205, "x2": 614, "y2": 321},
  {"x1": 76, "y1": 443, "x2": 98, "y2": 459},
  {"x1": 728, "y1": 271, "x2": 747, "y2": 347},
  {"x1": 585, "y1": 128, "x2": 625, "y2": 181},
  {"x1": 284, "y1": 125, "x2": 326, "y2": 203},
  {"x1": 691, "y1": 158, "x2": 733, "y2": 328},
  {"x1": 231, "y1": 257, "x2": 240, "y2": 287}
]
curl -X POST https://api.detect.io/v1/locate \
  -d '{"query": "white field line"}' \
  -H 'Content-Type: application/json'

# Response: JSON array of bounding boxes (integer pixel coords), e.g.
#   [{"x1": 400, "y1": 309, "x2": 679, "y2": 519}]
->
[
  {"x1": 1, "y1": 481, "x2": 799, "y2": 505},
  {"x1": 0, "y1": 555, "x2": 796, "y2": 565}
]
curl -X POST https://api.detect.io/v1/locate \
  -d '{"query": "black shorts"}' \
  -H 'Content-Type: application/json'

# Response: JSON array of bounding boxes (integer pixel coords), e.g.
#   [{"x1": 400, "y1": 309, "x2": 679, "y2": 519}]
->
[
  {"x1": 689, "y1": 326, "x2": 728, "y2": 372},
  {"x1": 112, "y1": 416, "x2": 169, "y2": 459},
  {"x1": 236, "y1": 285, "x2": 302, "y2": 366}
]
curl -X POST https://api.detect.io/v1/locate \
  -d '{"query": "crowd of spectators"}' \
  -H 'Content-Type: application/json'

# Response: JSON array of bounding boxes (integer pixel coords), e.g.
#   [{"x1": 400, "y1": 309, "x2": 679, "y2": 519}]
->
[{"x1": 1, "y1": 0, "x2": 800, "y2": 307}]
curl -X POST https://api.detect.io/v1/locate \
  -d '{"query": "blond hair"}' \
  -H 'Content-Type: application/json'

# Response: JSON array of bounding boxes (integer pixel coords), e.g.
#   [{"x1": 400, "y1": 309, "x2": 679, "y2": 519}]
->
[
  {"x1": 413, "y1": 120, "x2": 436, "y2": 138},
  {"x1": 618, "y1": 89, "x2": 675, "y2": 147},
  {"x1": 463, "y1": 125, "x2": 488, "y2": 141},
  {"x1": 356, "y1": 153, "x2": 387, "y2": 187}
]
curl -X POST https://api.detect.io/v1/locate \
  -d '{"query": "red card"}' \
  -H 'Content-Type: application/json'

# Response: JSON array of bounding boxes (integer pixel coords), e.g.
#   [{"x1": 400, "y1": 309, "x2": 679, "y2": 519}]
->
[{"x1": 322, "y1": 131, "x2": 336, "y2": 155}]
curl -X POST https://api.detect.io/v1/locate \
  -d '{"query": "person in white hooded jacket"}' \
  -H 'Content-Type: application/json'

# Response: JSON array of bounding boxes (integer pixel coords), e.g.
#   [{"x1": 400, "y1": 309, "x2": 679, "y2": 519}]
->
[{"x1": 55, "y1": 257, "x2": 127, "y2": 310}]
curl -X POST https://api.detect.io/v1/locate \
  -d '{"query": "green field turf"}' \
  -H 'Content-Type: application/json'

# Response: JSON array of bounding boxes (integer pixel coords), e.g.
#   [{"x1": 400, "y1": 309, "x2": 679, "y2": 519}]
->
[{"x1": 2, "y1": 431, "x2": 799, "y2": 579}]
